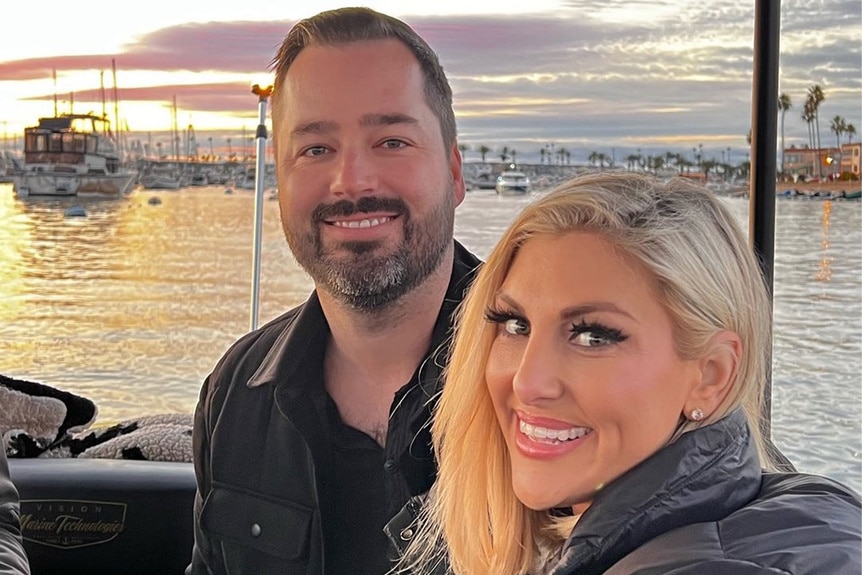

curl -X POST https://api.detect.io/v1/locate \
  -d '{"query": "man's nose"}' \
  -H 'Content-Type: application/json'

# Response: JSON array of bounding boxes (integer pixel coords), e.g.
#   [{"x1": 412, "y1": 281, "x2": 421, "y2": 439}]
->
[{"x1": 330, "y1": 148, "x2": 378, "y2": 197}]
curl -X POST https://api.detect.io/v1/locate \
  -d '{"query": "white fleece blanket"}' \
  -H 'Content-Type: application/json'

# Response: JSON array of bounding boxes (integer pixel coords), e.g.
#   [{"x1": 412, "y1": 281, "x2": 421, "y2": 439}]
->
[{"x1": 1, "y1": 375, "x2": 192, "y2": 462}]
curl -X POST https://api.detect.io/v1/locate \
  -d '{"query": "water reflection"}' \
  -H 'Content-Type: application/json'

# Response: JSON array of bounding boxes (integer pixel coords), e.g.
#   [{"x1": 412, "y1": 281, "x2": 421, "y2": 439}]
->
[{"x1": 0, "y1": 183, "x2": 859, "y2": 492}]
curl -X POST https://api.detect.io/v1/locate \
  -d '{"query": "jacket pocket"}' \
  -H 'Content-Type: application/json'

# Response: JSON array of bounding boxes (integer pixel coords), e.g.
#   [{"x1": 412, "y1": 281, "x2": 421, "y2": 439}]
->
[{"x1": 202, "y1": 484, "x2": 313, "y2": 561}]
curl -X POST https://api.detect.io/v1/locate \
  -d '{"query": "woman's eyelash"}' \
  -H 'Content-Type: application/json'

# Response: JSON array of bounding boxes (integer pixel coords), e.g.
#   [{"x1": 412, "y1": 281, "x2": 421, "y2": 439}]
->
[
  {"x1": 484, "y1": 307, "x2": 520, "y2": 325},
  {"x1": 569, "y1": 320, "x2": 627, "y2": 343}
]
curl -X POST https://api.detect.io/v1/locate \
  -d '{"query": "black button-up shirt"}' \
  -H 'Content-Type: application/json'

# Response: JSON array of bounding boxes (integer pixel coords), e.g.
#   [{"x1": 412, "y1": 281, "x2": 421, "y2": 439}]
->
[{"x1": 284, "y1": 241, "x2": 480, "y2": 574}]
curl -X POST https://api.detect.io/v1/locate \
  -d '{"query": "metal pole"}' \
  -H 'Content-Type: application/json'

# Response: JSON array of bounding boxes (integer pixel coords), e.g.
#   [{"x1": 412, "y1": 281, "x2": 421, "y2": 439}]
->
[
  {"x1": 750, "y1": 0, "x2": 779, "y2": 297},
  {"x1": 750, "y1": 0, "x2": 795, "y2": 471},
  {"x1": 249, "y1": 84, "x2": 273, "y2": 331}
]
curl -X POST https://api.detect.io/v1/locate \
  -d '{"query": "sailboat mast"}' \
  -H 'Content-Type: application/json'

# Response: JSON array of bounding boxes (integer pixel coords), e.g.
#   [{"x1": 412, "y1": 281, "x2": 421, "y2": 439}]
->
[
  {"x1": 172, "y1": 95, "x2": 179, "y2": 161},
  {"x1": 112, "y1": 59, "x2": 121, "y2": 161},
  {"x1": 100, "y1": 70, "x2": 107, "y2": 120}
]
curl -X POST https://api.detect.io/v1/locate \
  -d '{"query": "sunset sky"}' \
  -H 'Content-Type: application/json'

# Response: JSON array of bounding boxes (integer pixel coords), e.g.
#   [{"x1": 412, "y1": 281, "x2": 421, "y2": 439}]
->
[{"x1": 1, "y1": 0, "x2": 859, "y2": 164}]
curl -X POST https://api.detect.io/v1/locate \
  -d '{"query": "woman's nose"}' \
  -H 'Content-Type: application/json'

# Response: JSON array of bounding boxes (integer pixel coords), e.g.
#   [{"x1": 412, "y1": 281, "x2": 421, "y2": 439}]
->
[{"x1": 512, "y1": 336, "x2": 566, "y2": 405}]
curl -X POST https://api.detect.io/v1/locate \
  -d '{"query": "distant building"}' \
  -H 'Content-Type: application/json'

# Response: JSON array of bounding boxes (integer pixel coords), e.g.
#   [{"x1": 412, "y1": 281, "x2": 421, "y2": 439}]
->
[
  {"x1": 839, "y1": 142, "x2": 861, "y2": 178},
  {"x1": 783, "y1": 145, "x2": 842, "y2": 181}
]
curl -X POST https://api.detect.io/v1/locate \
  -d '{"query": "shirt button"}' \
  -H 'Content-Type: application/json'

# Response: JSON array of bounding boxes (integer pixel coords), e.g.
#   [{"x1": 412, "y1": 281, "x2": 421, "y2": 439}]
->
[
  {"x1": 250, "y1": 523, "x2": 262, "y2": 538},
  {"x1": 383, "y1": 459, "x2": 398, "y2": 472}
]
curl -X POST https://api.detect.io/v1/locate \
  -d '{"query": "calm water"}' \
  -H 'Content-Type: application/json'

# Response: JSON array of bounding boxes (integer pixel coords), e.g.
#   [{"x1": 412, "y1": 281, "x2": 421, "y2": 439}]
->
[{"x1": 0, "y1": 183, "x2": 859, "y2": 493}]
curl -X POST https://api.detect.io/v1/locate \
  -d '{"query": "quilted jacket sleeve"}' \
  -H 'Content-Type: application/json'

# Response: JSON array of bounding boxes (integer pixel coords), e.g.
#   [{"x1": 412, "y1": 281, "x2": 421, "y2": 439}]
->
[{"x1": 0, "y1": 449, "x2": 30, "y2": 575}]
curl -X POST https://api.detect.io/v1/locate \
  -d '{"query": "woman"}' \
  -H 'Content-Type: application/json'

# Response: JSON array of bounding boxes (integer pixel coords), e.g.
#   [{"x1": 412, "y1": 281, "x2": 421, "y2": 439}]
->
[{"x1": 394, "y1": 173, "x2": 861, "y2": 574}]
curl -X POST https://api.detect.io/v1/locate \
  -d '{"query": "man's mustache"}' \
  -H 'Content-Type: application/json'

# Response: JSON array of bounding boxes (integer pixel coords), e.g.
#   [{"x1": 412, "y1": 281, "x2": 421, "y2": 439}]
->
[{"x1": 313, "y1": 197, "x2": 408, "y2": 222}]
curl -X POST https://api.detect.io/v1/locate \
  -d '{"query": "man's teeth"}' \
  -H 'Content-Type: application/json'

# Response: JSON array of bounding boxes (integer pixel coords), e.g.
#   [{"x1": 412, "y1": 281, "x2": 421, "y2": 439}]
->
[
  {"x1": 520, "y1": 420, "x2": 591, "y2": 442},
  {"x1": 333, "y1": 216, "x2": 391, "y2": 229}
]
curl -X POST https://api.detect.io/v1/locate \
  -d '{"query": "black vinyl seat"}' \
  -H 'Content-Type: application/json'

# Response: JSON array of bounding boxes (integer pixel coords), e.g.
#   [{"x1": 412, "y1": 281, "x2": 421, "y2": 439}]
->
[{"x1": 9, "y1": 458, "x2": 195, "y2": 575}]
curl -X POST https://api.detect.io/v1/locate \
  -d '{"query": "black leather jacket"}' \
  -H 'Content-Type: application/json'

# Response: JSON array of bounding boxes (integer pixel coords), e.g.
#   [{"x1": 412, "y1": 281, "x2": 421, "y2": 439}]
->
[
  {"x1": 0, "y1": 449, "x2": 30, "y2": 575},
  {"x1": 188, "y1": 241, "x2": 480, "y2": 574}
]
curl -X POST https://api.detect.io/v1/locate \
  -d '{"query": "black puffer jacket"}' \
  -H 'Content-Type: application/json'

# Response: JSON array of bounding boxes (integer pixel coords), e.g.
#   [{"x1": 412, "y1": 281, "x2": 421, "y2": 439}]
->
[
  {"x1": 0, "y1": 449, "x2": 29, "y2": 575},
  {"x1": 548, "y1": 409, "x2": 861, "y2": 574}
]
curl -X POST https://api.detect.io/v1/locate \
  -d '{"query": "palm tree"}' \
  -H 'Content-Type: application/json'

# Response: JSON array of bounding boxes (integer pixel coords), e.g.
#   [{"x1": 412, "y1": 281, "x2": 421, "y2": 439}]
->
[
  {"x1": 557, "y1": 147, "x2": 568, "y2": 165},
  {"x1": 478, "y1": 145, "x2": 490, "y2": 162},
  {"x1": 778, "y1": 93, "x2": 791, "y2": 175},
  {"x1": 801, "y1": 101, "x2": 816, "y2": 148},
  {"x1": 801, "y1": 102, "x2": 817, "y2": 177},
  {"x1": 831, "y1": 116, "x2": 847, "y2": 177},
  {"x1": 457, "y1": 143, "x2": 469, "y2": 161},
  {"x1": 539, "y1": 148, "x2": 546, "y2": 165},
  {"x1": 806, "y1": 85, "x2": 825, "y2": 177},
  {"x1": 830, "y1": 116, "x2": 846, "y2": 149},
  {"x1": 700, "y1": 158, "x2": 718, "y2": 182},
  {"x1": 677, "y1": 156, "x2": 693, "y2": 174},
  {"x1": 665, "y1": 151, "x2": 678, "y2": 172},
  {"x1": 847, "y1": 124, "x2": 857, "y2": 143},
  {"x1": 597, "y1": 152, "x2": 608, "y2": 170}
]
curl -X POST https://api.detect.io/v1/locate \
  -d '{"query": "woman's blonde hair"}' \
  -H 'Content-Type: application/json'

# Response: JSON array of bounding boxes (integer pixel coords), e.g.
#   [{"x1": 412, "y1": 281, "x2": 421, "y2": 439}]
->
[{"x1": 397, "y1": 172, "x2": 776, "y2": 575}]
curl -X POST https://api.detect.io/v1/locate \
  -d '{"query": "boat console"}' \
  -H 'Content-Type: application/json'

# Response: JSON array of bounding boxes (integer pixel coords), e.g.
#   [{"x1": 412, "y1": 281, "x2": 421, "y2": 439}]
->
[{"x1": 9, "y1": 458, "x2": 195, "y2": 575}]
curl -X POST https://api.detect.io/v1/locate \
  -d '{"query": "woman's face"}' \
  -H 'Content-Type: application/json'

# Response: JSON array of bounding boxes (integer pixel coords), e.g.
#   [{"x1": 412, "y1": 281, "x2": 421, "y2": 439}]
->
[{"x1": 485, "y1": 231, "x2": 701, "y2": 514}]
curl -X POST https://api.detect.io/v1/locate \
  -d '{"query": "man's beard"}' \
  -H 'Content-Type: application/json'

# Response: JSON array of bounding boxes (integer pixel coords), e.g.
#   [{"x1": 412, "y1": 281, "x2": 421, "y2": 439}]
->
[{"x1": 285, "y1": 188, "x2": 455, "y2": 311}]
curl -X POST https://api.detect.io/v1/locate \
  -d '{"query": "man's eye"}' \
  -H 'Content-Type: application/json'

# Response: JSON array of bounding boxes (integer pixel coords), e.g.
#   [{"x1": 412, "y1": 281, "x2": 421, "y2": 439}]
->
[
  {"x1": 381, "y1": 139, "x2": 406, "y2": 149},
  {"x1": 302, "y1": 146, "x2": 327, "y2": 157},
  {"x1": 504, "y1": 318, "x2": 529, "y2": 336}
]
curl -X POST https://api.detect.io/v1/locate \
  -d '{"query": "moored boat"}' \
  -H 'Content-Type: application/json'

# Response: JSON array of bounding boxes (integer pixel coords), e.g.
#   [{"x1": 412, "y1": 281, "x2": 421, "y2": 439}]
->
[
  {"x1": 138, "y1": 161, "x2": 186, "y2": 190},
  {"x1": 11, "y1": 114, "x2": 136, "y2": 198},
  {"x1": 495, "y1": 170, "x2": 531, "y2": 195}
]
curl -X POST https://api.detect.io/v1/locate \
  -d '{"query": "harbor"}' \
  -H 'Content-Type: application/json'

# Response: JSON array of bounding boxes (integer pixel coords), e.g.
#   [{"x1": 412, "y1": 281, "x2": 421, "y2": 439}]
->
[{"x1": 0, "y1": 182, "x2": 859, "y2": 493}]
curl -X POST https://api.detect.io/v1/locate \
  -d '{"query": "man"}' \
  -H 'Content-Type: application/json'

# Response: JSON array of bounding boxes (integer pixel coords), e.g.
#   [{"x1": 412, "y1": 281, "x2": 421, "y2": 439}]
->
[
  {"x1": 188, "y1": 7, "x2": 480, "y2": 574},
  {"x1": 0, "y1": 449, "x2": 30, "y2": 575}
]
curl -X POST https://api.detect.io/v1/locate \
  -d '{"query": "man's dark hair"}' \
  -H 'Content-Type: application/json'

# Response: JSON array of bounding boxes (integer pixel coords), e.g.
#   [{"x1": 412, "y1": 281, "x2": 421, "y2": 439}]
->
[{"x1": 270, "y1": 7, "x2": 457, "y2": 149}]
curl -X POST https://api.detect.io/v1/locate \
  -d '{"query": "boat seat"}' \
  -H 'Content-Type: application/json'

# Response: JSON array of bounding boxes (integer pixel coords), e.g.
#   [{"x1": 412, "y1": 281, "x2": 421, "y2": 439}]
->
[{"x1": 9, "y1": 458, "x2": 195, "y2": 575}]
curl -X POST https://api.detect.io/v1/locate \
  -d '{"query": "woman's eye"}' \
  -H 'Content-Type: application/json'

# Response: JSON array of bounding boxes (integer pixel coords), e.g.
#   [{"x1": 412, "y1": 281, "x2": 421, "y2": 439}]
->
[
  {"x1": 504, "y1": 318, "x2": 529, "y2": 336},
  {"x1": 484, "y1": 308, "x2": 530, "y2": 336},
  {"x1": 572, "y1": 331, "x2": 609, "y2": 347},
  {"x1": 570, "y1": 322, "x2": 626, "y2": 347}
]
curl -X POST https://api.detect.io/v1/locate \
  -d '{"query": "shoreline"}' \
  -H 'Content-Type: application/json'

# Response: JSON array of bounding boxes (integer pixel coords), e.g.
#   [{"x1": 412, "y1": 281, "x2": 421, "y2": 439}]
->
[{"x1": 776, "y1": 180, "x2": 860, "y2": 193}]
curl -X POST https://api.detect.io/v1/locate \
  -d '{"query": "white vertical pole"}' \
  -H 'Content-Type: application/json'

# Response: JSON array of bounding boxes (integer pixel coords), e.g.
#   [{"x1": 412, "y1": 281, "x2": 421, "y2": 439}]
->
[{"x1": 249, "y1": 85, "x2": 272, "y2": 331}]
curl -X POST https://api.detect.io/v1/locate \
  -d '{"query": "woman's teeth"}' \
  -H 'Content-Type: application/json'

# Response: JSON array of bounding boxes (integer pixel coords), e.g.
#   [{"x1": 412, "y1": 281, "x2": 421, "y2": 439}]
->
[{"x1": 519, "y1": 420, "x2": 591, "y2": 442}]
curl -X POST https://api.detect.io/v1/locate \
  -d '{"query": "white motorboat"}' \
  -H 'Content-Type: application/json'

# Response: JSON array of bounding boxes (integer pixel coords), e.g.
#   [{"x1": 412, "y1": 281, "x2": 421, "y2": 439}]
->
[
  {"x1": 138, "y1": 161, "x2": 187, "y2": 190},
  {"x1": 11, "y1": 114, "x2": 136, "y2": 198},
  {"x1": 495, "y1": 170, "x2": 531, "y2": 195}
]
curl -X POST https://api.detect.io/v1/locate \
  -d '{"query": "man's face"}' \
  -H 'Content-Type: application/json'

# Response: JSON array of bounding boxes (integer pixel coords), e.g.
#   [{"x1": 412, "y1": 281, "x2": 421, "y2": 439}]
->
[{"x1": 272, "y1": 39, "x2": 465, "y2": 310}]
